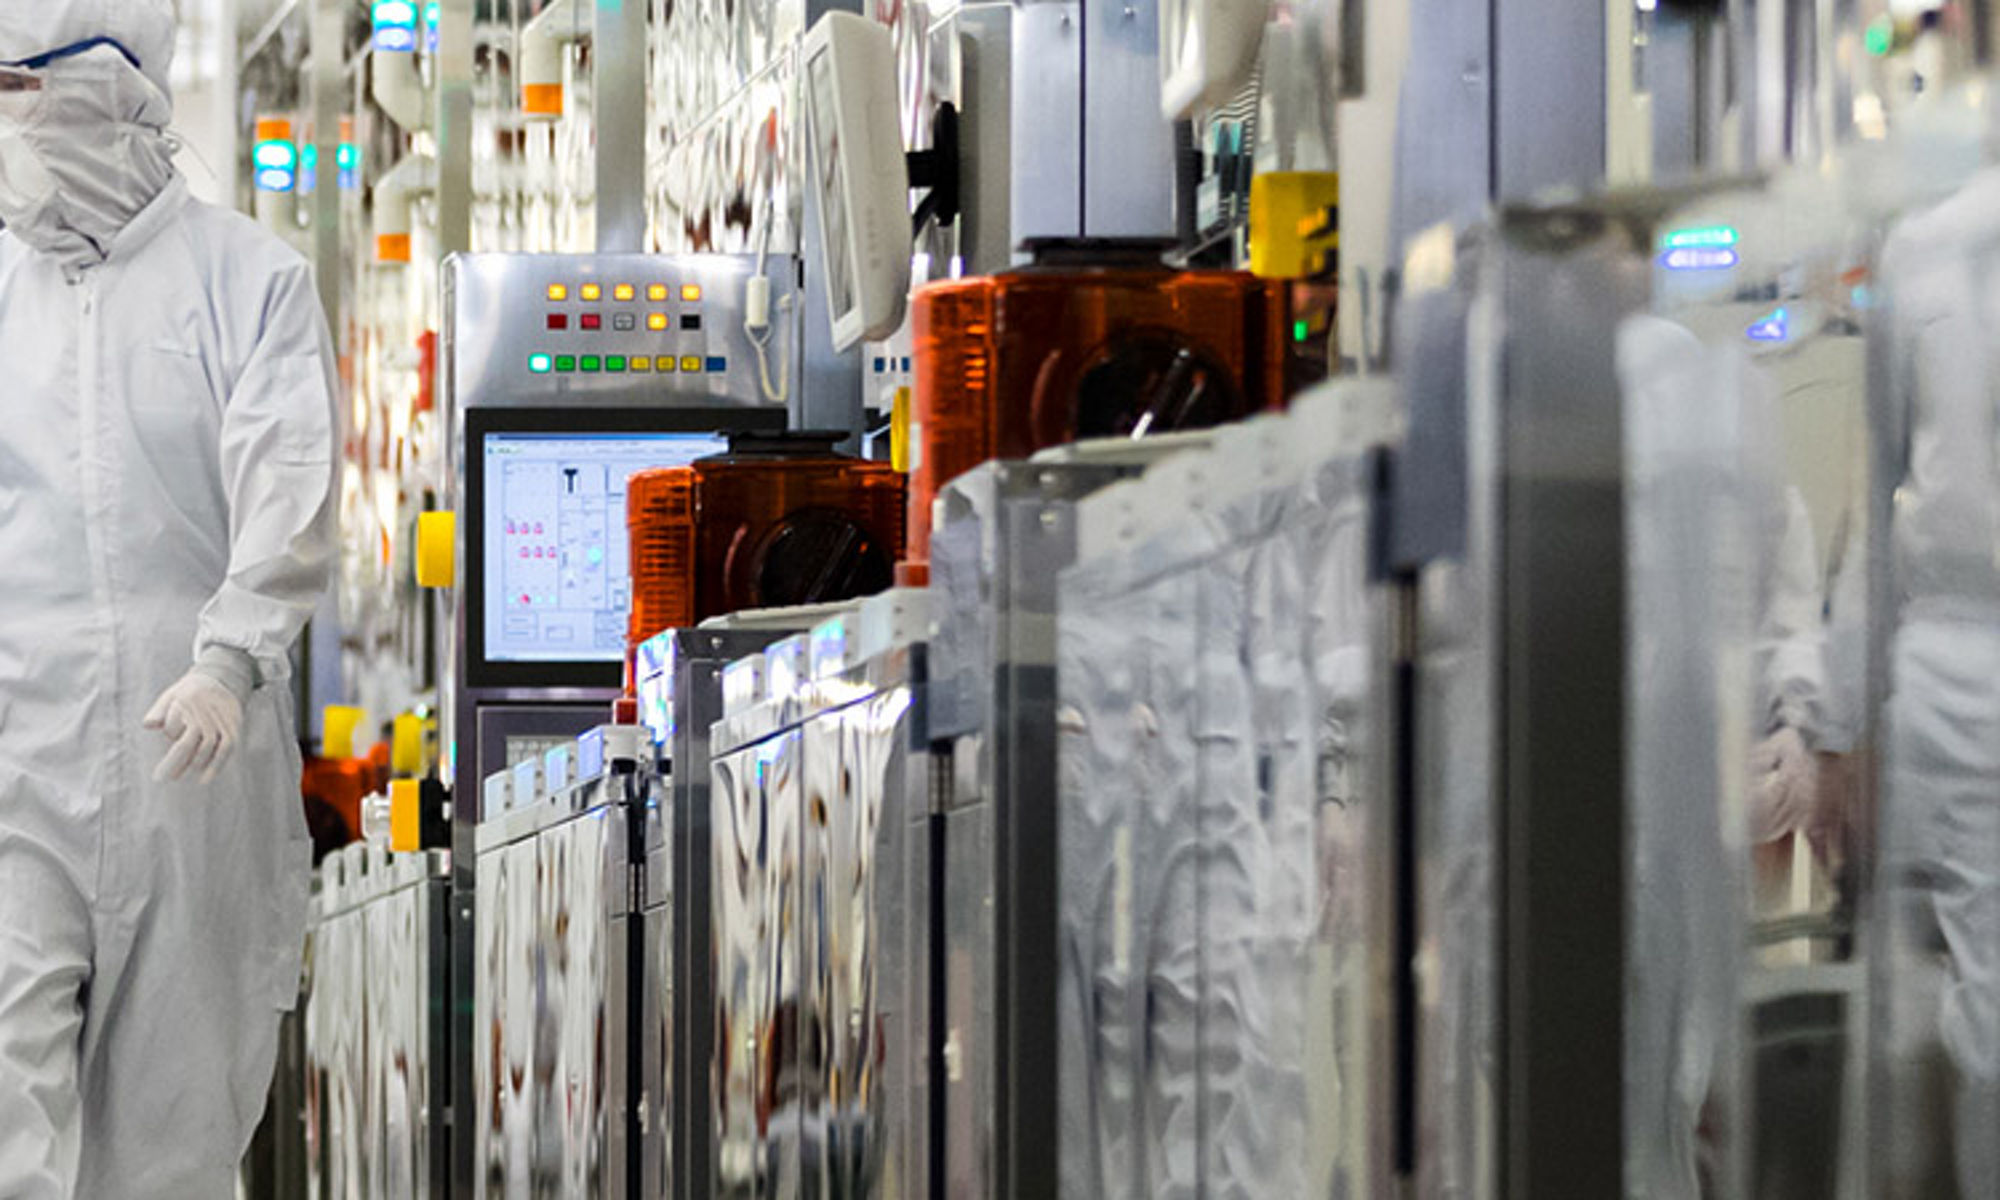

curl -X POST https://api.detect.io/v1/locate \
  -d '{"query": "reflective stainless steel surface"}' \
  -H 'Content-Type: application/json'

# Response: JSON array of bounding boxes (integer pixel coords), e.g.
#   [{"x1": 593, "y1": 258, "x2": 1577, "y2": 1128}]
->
[
  {"x1": 303, "y1": 846, "x2": 450, "y2": 1199},
  {"x1": 705, "y1": 646, "x2": 933, "y2": 1200},
  {"x1": 474, "y1": 788, "x2": 634, "y2": 1198},
  {"x1": 1056, "y1": 401, "x2": 1400, "y2": 1198}
]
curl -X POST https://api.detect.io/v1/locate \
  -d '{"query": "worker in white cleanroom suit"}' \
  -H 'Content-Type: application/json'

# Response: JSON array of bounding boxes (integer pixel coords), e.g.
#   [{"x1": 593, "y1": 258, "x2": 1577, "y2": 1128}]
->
[
  {"x1": 0, "y1": 1, "x2": 338, "y2": 1194},
  {"x1": 1619, "y1": 311, "x2": 1827, "y2": 1199},
  {"x1": 1879, "y1": 159, "x2": 2000, "y2": 1200}
]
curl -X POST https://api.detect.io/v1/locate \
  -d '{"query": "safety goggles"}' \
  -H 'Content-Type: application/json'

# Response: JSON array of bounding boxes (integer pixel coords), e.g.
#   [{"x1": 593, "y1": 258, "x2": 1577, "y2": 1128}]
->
[
  {"x1": 1, "y1": 36, "x2": 143, "y2": 75},
  {"x1": 0, "y1": 38, "x2": 145, "y2": 120}
]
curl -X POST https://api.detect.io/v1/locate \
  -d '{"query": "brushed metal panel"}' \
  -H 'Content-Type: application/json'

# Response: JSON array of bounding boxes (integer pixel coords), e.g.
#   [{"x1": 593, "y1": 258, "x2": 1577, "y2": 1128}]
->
[
  {"x1": 801, "y1": 709, "x2": 844, "y2": 1199},
  {"x1": 1009, "y1": 3, "x2": 1083, "y2": 244},
  {"x1": 765, "y1": 730, "x2": 807, "y2": 1200},
  {"x1": 1079, "y1": 0, "x2": 1174, "y2": 240},
  {"x1": 711, "y1": 746, "x2": 766, "y2": 1200},
  {"x1": 445, "y1": 253, "x2": 801, "y2": 412}
]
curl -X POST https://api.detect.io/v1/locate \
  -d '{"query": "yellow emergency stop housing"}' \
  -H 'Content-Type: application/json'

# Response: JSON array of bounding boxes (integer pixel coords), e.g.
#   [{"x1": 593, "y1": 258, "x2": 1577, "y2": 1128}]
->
[
  {"x1": 416, "y1": 510, "x2": 456, "y2": 588},
  {"x1": 1249, "y1": 171, "x2": 1340, "y2": 280},
  {"x1": 389, "y1": 778, "x2": 423, "y2": 853}
]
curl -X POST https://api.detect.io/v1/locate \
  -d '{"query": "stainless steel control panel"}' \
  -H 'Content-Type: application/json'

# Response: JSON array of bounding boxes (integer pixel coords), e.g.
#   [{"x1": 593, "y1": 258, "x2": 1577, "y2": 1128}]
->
[{"x1": 446, "y1": 253, "x2": 802, "y2": 409}]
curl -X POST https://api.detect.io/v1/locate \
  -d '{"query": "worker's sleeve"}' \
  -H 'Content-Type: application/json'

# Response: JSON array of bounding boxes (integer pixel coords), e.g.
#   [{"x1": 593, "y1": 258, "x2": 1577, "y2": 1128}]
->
[
  {"x1": 194, "y1": 261, "x2": 340, "y2": 684},
  {"x1": 1759, "y1": 486, "x2": 1828, "y2": 745}
]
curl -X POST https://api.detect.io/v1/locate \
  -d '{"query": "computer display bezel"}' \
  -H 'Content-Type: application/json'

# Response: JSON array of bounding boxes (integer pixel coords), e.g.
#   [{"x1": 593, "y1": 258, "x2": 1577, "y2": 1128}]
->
[{"x1": 463, "y1": 405, "x2": 787, "y2": 690}]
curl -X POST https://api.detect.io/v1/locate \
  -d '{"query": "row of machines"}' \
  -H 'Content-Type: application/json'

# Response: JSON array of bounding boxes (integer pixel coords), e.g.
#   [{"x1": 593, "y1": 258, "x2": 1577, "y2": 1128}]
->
[
  {"x1": 293, "y1": 234, "x2": 1328, "y2": 1198},
  {"x1": 298, "y1": 384, "x2": 1395, "y2": 1199}
]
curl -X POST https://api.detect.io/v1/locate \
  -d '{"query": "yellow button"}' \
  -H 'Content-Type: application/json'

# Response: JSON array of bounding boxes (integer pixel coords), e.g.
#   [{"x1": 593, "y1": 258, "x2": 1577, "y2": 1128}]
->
[
  {"x1": 657, "y1": 356, "x2": 678, "y2": 373},
  {"x1": 614, "y1": 284, "x2": 636, "y2": 302},
  {"x1": 389, "y1": 778, "x2": 422, "y2": 854},
  {"x1": 647, "y1": 312, "x2": 669, "y2": 332},
  {"x1": 680, "y1": 284, "x2": 702, "y2": 302},
  {"x1": 648, "y1": 284, "x2": 669, "y2": 302},
  {"x1": 680, "y1": 356, "x2": 703, "y2": 373},
  {"x1": 323, "y1": 705, "x2": 365, "y2": 760},
  {"x1": 391, "y1": 713, "x2": 425, "y2": 775},
  {"x1": 546, "y1": 284, "x2": 568, "y2": 301},
  {"x1": 416, "y1": 510, "x2": 456, "y2": 588},
  {"x1": 581, "y1": 283, "x2": 603, "y2": 302}
]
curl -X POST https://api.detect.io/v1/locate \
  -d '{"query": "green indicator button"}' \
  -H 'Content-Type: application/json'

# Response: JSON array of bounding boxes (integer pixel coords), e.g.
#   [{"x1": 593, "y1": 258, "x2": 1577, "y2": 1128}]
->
[
  {"x1": 1293, "y1": 319, "x2": 1311, "y2": 343},
  {"x1": 606, "y1": 355, "x2": 628, "y2": 373},
  {"x1": 1866, "y1": 15, "x2": 1893, "y2": 56},
  {"x1": 555, "y1": 355, "x2": 577, "y2": 372},
  {"x1": 529, "y1": 353, "x2": 553, "y2": 374},
  {"x1": 581, "y1": 355, "x2": 603, "y2": 373}
]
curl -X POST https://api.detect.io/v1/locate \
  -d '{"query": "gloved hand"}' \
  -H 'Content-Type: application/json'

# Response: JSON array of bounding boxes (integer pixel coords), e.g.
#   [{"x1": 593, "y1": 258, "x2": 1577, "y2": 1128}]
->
[
  {"x1": 1750, "y1": 727, "x2": 1819, "y2": 845},
  {"x1": 143, "y1": 649, "x2": 256, "y2": 785}
]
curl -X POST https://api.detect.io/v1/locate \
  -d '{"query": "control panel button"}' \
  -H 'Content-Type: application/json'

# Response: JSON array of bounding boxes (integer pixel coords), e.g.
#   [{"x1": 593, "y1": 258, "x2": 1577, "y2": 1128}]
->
[
  {"x1": 656, "y1": 356, "x2": 678, "y2": 373},
  {"x1": 631, "y1": 357, "x2": 653, "y2": 373},
  {"x1": 581, "y1": 283, "x2": 603, "y2": 302},
  {"x1": 546, "y1": 284, "x2": 569, "y2": 301},
  {"x1": 555, "y1": 355, "x2": 577, "y2": 372},
  {"x1": 706, "y1": 356, "x2": 728, "y2": 373},
  {"x1": 607, "y1": 355, "x2": 628, "y2": 373},
  {"x1": 613, "y1": 314, "x2": 637, "y2": 332},
  {"x1": 580, "y1": 314, "x2": 603, "y2": 331},
  {"x1": 529, "y1": 353, "x2": 553, "y2": 374},
  {"x1": 681, "y1": 314, "x2": 702, "y2": 332},
  {"x1": 614, "y1": 284, "x2": 636, "y2": 302},
  {"x1": 581, "y1": 355, "x2": 602, "y2": 373},
  {"x1": 547, "y1": 313, "x2": 569, "y2": 330},
  {"x1": 647, "y1": 313, "x2": 669, "y2": 332},
  {"x1": 680, "y1": 356, "x2": 703, "y2": 373},
  {"x1": 648, "y1": 284, "x2": 669, "y2": 302},
  {"x1": 680, "y1": 284, "x2": 702, "y2": 302}
]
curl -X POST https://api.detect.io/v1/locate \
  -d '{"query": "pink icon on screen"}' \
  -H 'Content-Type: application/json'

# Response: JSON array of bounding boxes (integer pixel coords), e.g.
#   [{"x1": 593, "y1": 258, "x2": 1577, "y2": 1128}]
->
[{"x1": 519, "y1": 547, "x2": 529, "y2": 559}]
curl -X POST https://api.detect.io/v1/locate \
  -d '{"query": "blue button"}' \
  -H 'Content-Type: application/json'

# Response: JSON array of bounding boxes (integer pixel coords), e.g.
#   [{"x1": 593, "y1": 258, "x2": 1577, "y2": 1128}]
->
[{"x1": 706, "y1": 356, "x2": 728, "y2": 373}]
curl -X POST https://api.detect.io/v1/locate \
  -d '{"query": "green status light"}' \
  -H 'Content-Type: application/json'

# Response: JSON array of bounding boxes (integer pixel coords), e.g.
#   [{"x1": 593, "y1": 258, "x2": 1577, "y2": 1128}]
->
[
  {"x1": 529, "y1": 353, "x2": 553, "y2": 374},
  {"x1": 555, "y1": 355, "x2": 577, "y2": 372},
  {"x1": 1662, "y1": 225, "x2": 1739, "y2": 251},
  {"x1": 1293, "y1": 319, "x2": 1311, "y2": 343},
  {"x1": 607, "y1": 355, "x2": 628, "y2": 373},
  {"x1": 1866, "y1": 16, "x2": 1894, "y2": 57},
  {"x1": 581, "y1": 356, "x2": 603, "y2": 373}
]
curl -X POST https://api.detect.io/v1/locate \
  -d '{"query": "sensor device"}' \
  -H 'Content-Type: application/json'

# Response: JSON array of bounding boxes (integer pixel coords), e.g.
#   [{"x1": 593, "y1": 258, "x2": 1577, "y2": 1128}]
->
[{"x1": 803, "y1": 12, "x2": 911, "y2": 354}]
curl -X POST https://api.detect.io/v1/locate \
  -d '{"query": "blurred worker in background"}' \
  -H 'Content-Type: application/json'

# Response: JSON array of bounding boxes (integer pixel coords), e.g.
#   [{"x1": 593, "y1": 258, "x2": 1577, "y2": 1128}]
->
[
  {"x1": 1881, "y1": 158, "x2": 2000, "y2": 1200},
  {"x1": 0, "y1": 1, "x2": 338, "y2": 1195}
]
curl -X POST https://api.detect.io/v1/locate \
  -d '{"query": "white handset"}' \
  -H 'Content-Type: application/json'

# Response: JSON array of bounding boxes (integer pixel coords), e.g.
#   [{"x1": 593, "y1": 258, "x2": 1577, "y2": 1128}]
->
[{"x1": 803, "y1": 13, "x2": 912, "y2": 354}]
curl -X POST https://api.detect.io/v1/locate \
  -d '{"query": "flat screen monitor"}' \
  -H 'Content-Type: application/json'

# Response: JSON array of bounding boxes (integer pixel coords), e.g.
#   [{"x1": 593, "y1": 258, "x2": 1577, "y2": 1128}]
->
[{"x1": 464, "y1": 406, "x2": 786, "y2": 689}]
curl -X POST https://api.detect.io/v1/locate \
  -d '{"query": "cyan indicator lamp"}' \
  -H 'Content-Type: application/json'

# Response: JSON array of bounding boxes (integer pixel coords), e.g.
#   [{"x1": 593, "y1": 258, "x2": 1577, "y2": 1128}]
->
[
  {"x1": 252, "y1": 138, "x2": 299, "y2": 193},
  {"x1": 373, "y1": 0, "x2": 420, "y2": 52}
]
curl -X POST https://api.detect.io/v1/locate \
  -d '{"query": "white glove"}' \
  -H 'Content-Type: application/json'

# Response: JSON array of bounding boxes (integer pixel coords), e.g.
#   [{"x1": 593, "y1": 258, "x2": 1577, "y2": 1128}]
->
[
  {"x1": 1750, "y1": 727, "x2": 1819, "y2": 845},
  {"x1": 143, "y1": 650, "x2": 255, "y2": 785}
]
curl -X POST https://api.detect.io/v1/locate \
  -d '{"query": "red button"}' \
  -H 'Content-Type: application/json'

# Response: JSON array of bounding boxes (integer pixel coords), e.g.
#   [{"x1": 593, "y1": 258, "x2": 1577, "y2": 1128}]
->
[
  {"x1": 547, "y1": 313, "x2": 569, "y2": 330},
  {"x1": 580, "y1": 313, "x2": 603, "y2": 331}
]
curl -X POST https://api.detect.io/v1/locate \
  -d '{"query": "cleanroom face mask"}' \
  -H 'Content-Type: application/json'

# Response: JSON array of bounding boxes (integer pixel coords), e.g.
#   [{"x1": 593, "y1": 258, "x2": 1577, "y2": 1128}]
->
[{"x1": 0, "y1": 39, "x2": 173, "y2": 261}]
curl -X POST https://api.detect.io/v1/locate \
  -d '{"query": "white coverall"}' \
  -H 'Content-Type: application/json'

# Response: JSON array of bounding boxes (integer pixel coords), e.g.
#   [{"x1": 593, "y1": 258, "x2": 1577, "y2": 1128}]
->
[
  {"x1": 1618, "y1": 314, "x2": 1827, "y2": 1199},
  {"x1": 1880, "y1": 163, "x2": 2000, "y2": 1200},
  {"x1": 0, "y1": 4, "x2": 339, "y2": 1195}
]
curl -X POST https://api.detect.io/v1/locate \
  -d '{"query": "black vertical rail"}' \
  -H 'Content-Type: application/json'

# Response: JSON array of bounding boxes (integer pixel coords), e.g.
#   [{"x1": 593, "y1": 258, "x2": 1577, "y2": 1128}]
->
[{"x1": 1495, "y1": 210, "x2": 1638, "y2": 1200}]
